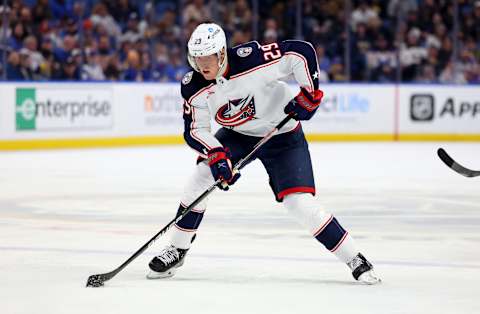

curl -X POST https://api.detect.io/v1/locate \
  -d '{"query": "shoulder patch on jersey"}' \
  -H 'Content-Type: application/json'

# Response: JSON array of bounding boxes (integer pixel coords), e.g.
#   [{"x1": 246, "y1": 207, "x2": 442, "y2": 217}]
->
[
  {"x1": 181, "y1": 70, "x2": 214, "y2": 102},
  {"x1": 226, "y1": 42, "x2": 270, "y2": 77},
  {"x1": 182, "y1": 71, "x2": 193, "y2": 85},
  {"x1": 237, "y1": 47, "x2": 252, "y2": 57}
]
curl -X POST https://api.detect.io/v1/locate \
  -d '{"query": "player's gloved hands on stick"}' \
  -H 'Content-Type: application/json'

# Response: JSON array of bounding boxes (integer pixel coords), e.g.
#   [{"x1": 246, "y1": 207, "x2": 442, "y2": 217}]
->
[
  {"x1": 284, "y1": 87, "x2": 324, "y2": 120},
  {"x1": 207, "y1": 147, "x2": 241, "y2": 191}
]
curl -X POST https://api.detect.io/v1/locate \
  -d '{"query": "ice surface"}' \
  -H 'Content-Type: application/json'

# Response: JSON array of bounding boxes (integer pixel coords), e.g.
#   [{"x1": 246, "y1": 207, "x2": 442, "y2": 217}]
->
[{"x1": 1, "y1": 142, "x2": 480, "y2": 314}]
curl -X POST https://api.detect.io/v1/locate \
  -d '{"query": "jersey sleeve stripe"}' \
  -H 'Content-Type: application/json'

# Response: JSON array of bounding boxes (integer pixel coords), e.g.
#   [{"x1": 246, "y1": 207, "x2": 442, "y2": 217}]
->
[
  {"x1": 183, "y1": 105, "x2": 210, "y2": 156},
  {"x1": 189, "y1": 106, "x2": 213, "y2": 151}
]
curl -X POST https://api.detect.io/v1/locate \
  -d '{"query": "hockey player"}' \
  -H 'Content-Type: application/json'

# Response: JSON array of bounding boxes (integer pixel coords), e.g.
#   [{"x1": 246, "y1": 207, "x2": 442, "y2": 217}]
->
[{"x1": 148, "y1": 23, "x2": 381, "y2": 284}]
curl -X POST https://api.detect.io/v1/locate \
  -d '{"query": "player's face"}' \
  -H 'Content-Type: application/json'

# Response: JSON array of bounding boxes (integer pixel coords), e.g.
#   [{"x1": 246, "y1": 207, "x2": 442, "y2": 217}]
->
[{"x1": 195, "y1": 54, "x2": 220, "y2": 80}]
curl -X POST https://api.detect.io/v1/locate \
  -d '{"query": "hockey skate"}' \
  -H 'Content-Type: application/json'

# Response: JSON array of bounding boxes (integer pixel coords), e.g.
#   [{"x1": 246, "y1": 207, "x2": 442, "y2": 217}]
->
[
  {"x1": 147, "y1": 245, "x2": 189, "y2": 279},
  {"x1": 347, "y1": 253, "x2": 381, "y2": 285}
]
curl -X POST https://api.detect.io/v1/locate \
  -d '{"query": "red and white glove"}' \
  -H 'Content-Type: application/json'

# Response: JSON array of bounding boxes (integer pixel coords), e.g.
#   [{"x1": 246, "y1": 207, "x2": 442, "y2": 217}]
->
[
  {"x1": 284, "y1": 87, "x2": 324, "y2": 120},
  {"x1": 207, "y1": 147, "x2": 241, "y2": 191}
]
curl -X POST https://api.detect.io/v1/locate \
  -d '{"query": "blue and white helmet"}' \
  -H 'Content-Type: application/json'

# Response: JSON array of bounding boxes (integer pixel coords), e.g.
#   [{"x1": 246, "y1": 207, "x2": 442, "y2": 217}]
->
[{"x1": 187, "y1": 23, "x2": 228, "y2": 77}]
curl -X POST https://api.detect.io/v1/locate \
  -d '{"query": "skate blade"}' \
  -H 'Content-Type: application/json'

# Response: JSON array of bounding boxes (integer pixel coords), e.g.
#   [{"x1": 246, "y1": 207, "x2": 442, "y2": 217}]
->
[
  {"x1": 357, "y1": 270, "x2": 382, "y2": 285},
  {"x1": 146, "y1": 268, "x2": 176, "y2": 280}
]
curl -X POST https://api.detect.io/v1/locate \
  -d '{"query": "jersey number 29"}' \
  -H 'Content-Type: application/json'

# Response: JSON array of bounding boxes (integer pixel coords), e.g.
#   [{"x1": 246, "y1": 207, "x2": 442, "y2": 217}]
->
[{"x1": 260, "y1": 43, "x2": 281, "y2": 61}]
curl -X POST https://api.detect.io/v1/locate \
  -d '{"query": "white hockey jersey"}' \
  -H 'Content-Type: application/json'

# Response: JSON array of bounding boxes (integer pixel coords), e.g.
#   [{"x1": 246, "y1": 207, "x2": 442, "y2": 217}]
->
[{"x1": 181, "y1": 40, "x2": 320, "y2": 158}]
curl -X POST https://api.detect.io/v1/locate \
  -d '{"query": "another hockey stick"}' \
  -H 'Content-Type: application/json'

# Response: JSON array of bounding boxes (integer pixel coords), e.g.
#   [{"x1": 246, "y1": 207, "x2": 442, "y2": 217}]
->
[
  {"x1": 437, "y1": 148, "x2": 480, "y2": 178},
  {"x1": 86, "y1": 113, "x2": 295, "y2": 287}
]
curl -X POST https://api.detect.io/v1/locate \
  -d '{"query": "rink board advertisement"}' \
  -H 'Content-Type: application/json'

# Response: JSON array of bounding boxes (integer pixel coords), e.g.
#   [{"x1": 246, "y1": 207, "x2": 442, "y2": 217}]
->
[
  {"x1": 398, "y1": 85, "x2": 480, "y2": 138},
  {"x1": 0, "y1": 83, "x2": 479, "y2": 150},
  {"x1": 297, "y1": 84, "x2": 394, "y2": 139},
  {"x1": 114, "y1": 83, "x2": 183, "y2": 135},
  {"x1": 15, "y1": 86, "x2": 113, "y2": 131}
]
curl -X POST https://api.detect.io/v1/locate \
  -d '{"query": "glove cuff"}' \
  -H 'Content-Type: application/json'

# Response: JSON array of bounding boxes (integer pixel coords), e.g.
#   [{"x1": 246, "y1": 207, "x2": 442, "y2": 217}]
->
[
  {"x1": 296, "y1": 88, "x2": 323, "y2": 112},
  {"x1": 207, "y1": 147, "x2": 227, "y2": 165}
]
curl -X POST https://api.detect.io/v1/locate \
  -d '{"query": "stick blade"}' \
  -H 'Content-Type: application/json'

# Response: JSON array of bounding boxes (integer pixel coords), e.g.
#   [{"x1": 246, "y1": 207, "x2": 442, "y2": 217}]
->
[
  {"x1": 437, "y1": 148, "x2": 480, "y2": 178},
  {"x1": 437, "y1": 148, "x2": 454, "y2": 167},
  {"x1": 86, "y1": 274, "x2": 106, "y2": 288}
]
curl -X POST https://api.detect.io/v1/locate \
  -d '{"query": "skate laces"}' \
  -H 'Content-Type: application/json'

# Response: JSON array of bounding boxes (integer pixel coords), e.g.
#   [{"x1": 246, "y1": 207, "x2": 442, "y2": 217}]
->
[
  {"x1": 157, "y1": 245, "x2": 180, "y2": 265},
  {"x1": 348, "y1": 255, "x2": 363, "y2": 271}
]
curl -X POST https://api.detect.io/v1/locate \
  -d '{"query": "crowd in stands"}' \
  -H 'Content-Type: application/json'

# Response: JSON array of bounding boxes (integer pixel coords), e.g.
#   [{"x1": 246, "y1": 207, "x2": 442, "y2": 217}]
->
[{"x1": 0, "y1": 0, "x2": 478, "y2": 83}]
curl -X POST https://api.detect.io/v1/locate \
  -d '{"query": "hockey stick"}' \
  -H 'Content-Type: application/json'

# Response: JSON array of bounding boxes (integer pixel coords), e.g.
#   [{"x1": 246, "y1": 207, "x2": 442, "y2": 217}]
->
[
  {"x1": 437, "y1": 148, "x2": 480, "y2": 178},
  {"x1": 86, "y1": 113, "x2": 295, "y2": 287}
]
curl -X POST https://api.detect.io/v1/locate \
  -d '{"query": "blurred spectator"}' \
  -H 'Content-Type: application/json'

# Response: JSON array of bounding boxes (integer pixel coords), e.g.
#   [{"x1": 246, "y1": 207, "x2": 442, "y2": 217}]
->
[
  {"x1": 230, "y1": 29, "x2": 252, "y2": 47},
  {"x1": 183, "y1": 0, "x2": 211, "y2": 23},
  {"x1": 399, "y1": 28, "x2": 427, "y2": 81},
  {"x1": 366, "y1": 35, "x2": 396, "y2": 75},
  {"x1": 316, "y1": 45, "x2": 331, "y2": 74},
  {"x1": 119, "y1": 12, "x2": 143, "y2": 43},
  {"x1": 31, "y1": 0, "x2": 52, "y2": 24},
  {"x1": 122, "y1": 49, "x2": 147, "y2": 81},
  {"x1": 387, "y1": 0, "x2": 418, "y2": 18},
  {"x1": 416, "y1": 64, "x2": 437, "y2": 83},
  {"x1": 228, "y1": 0, "x2": 253, "y2": 32},
  {"x1": 39, "y1": 37, "x2": 54, "y2": 79},
  {"x1": 350, "y1": 22, "x2": 370, "y2": 80},
  {"x1": 263, "y1": 18, "x2": 280, "y2": 44},
  {"x1": 6, "y1": 51, "x2": 24, "y2": 80},
  {"x1": 90, "y1": 2, "x2": 121, "y2": 39},
  {"x1": 19, "y1": 5, "x2": 33, "y2": 35},
  {"x1": 72, "y1": 1, "x2": 86, "y2": 21},
  {"x1": 140, "y1": 51, "x2": 153, "y2": 80},
  {"x1": 23, "y1": 35, "x2": 44, "y2": 73},
  {"x1": 71, "y1": 48, "x2": 83, "y2": 68},
  {"x1": 417, "y1": 0, "x2": 436, "y2": 30},
  {"x1": 351, "y1": 1, "x2": 378, "y2": 31},
  {"x1": 54, "y1": 56, "x2": 81, "y2": 80},
  {"x1": 119, "y1": 39, "x2": 133, "y2": 63},
  {"x1": 109, "y1": 0, "x2": 139, "y2": 27},
  {"x1": 464, "y1": 65, "x2": 480, "y2": 84},
  {"x1": 61, "y1": 18, "x2": 80, "y2": 38},
  {"x1": 329, "y1": 58, "x2": 347, "y2": 81},
  {"x1": 53, "y1": 35, "x2": 76, "y2": 63},
  {"x1": 457, "y1": 48, "x2": 478, "y2": 74},
  {"x1": 439, "y1": 61, "x2": 467, "y2": 84},
  {"x1": 151, "y1": 42, "x2": 170, "y2": 81},
  {"x1": 82, "y1": 49, "x2": 105, "y2": 81},
  {"x1": 8, "y1": 22, "x2": 26, "y2": 51},
  {"x1": 370, "y1": 61, "x2": 396, "y2": 82},
  {"x1": 165, "y1": 52, "x2": 189, "y2": 82},
  {"x1": 49, "y1": 0, "x2": 73, "y2": 19},
  {"x1": 148, "y1": 9, "x2": 181, "y2": 43},
  {"x1": 18, "y1": 48, "x2": 34, "y2": 80},
  {"x1": 104, "y1": 54, "x2": 121, "y2": 80},
  {"x1": 97, "y1": 35, "x2": 113, "y2": 56},
  {"x1": 438, "y1": 37, "x2": 453, "y2": 70}
]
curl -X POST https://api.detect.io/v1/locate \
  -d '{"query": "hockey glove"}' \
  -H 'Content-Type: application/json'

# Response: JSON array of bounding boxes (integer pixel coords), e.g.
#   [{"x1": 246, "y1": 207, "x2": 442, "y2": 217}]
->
[
  {"x1": 207, "y1": 147, "x2": 241, "y2": 191},
  {"x1": 284, "y1": 87, "x2": 324, "y2": 121}
]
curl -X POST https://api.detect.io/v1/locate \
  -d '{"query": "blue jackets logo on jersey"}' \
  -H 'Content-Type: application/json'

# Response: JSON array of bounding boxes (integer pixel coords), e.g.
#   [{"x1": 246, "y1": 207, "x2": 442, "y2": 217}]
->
[
  {"x1": 215, "y1": 96, "x2": 256, "y2": 127},
  {"x1": 237, "y1": 47, "x2": 252, "y2": 57},
  {"x1": 182, "y1": 71, "x2": 193, "y2": 85}
]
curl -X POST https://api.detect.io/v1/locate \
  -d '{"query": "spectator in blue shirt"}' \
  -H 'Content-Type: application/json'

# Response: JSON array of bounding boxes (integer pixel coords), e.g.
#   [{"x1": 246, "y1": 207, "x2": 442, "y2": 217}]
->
[
  {"x1": 8, "y1": 22, "x2": 27, "y2": 51},
  {"x1": 6, "y1": 51, "x2": 25, "y2": 80}
]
